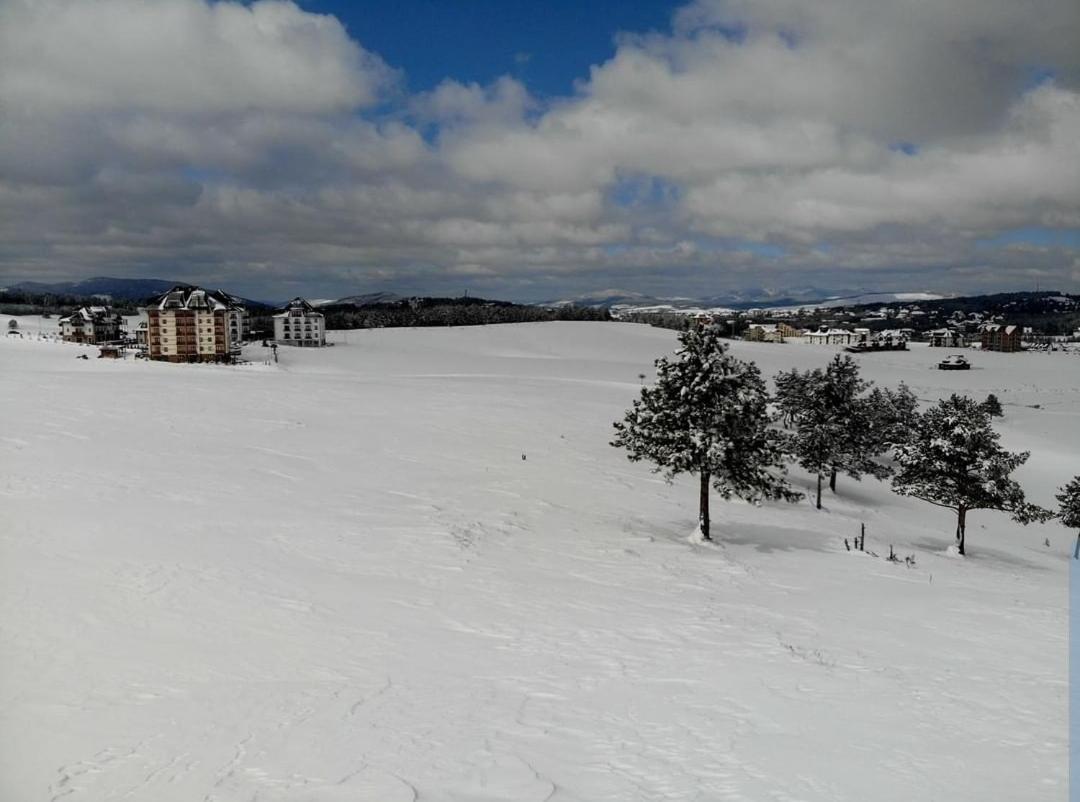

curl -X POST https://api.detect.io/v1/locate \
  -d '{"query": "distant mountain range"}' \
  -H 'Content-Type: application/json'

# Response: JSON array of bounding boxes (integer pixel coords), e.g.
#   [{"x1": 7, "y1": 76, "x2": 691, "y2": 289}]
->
[
  {"x1": 2, "y1": 280, "x2": 426, "y2": 310},
  {"x1": 322, "y1": 292, "x2": 402, "y2": 307},
  {"x1": 545, "y1": 288, "x2": 949, "y2": 311},
  {"x1": 2, "y1": 277, "x2": 274, "y2": 308},
  {"x1": 5, "y1": 276, "x2": 185, "y2": 300}
]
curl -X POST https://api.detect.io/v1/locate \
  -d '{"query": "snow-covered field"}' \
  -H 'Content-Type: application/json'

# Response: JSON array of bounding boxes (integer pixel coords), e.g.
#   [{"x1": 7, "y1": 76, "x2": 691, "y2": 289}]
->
[{"x1": 0, "y1": 319, "x2": 1074, "y2": 801}]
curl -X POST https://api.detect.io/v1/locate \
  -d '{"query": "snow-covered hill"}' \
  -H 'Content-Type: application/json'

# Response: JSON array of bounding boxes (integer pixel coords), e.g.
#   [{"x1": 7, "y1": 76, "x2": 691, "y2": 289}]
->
[{"x1": 0, "y1": 320, "x2": 1073, "y2": 801}]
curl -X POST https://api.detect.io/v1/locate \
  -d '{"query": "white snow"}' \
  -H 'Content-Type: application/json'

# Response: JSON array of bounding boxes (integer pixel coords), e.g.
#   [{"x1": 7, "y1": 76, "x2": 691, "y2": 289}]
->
[{"x1": 0, "y1": 318, "x2": 1074, "y2": 801}]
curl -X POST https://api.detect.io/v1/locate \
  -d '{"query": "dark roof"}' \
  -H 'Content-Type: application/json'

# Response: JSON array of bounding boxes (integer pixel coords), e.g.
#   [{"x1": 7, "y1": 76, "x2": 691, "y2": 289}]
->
[{"x1": 151, "y1": 285, "x2": 244, "y2": 312}]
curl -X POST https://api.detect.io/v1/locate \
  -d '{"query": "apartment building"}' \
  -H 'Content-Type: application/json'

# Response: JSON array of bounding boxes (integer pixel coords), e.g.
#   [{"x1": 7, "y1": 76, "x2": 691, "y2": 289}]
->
[
  {"x1": 273, "y1": 297, "x2": 326, "y2": 347},
  {"x1": 147, "y1": 286, "x2": 247, "y2": 363}
]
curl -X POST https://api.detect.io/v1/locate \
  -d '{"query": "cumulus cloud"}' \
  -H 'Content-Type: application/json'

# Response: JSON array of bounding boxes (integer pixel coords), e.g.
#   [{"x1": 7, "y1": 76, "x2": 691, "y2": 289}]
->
[
  {"x1": 0, "y1": 0, "x2": 394, "y2": 114},
  {"x1": 0, "y1": 0, "x2": 1077, "y2": 299}
]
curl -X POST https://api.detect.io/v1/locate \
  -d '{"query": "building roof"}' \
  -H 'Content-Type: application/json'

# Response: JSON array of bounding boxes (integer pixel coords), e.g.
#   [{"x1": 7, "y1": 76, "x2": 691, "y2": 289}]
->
[
  {"x1": 151, "y1": 286, "x2": 244, "y2": 312},
  {"x1": 59, "y1": 306, "x2": 119, "y2": 324},
  {"x1": 273, "y1": 297, "x2": 324, "y2": 319}
]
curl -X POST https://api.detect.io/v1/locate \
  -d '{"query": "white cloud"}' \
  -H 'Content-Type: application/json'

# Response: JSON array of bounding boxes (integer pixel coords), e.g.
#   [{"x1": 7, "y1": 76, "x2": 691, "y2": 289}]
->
[
  {"x1": 0, "y1": 0, "x2": 395, "y2": 114},
  {"x1": 0, "y1": 0, "x2": 1077, "y2": 299}
]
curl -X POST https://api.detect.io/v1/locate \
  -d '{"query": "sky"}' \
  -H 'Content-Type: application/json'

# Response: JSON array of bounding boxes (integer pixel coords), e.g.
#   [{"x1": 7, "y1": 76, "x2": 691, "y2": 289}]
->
[{"x1": 0, "y1": 0, "x2": 1078, "y2": 302}]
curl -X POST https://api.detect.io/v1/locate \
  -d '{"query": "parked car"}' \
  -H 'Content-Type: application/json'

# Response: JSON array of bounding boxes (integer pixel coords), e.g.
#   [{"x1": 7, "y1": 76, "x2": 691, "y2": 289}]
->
[{"x1": 938, "y1": 354, "x2": 971, "y2": 370}]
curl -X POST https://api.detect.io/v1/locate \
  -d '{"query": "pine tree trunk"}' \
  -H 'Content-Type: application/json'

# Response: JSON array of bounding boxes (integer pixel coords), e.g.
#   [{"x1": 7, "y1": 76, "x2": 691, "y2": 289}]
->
[
  {"x1": 699, "y1": 472, "x2": 711, "y2": 541},
  {"x1": 957, "y1": 507, "x2": 967, "y2": 556},
  {"x1": 1073, "y1": 532, "x2": 1079, "y2": 560},
  {"x1": 816, "y1": 472, "x2": 823, "y2": 509},
  {"x1": 829, "y1": 468, "x2": 837, "y2": 493}
]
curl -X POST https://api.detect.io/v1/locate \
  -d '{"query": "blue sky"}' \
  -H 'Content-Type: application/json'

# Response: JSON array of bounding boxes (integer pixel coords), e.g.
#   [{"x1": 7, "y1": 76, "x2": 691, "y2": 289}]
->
[
  {"x1": 298, "y1": 1, "x2": 677, "y2": 97},
  {"x1": 0, "y1": 0, "x2": 1077, "y2": 301}
]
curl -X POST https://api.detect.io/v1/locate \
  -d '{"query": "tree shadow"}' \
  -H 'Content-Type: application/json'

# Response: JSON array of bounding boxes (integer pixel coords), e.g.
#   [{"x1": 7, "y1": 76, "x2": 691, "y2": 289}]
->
[
  {"x1": 717, "y1": 522, "x2": 834, "y2": 554},
  {"x1": 909, "y1": 538, "x2": 1051, "y2": 572}
]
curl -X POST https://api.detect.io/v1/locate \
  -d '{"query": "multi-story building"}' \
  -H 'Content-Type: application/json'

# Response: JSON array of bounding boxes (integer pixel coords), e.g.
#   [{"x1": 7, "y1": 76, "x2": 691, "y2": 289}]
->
[
  {"x1": 980, "y1": 324, "x2": 1022, "y2": 353},
  {"x1": 806, "y1": 327, "x2": 859, "y2": 345},
  {"x1": 147, "y1": 286, "x2": 247, "y2": 363},
  {"x1": 273, "y1": 298, "x2": 326, "y2": 347},
  {"x1": 744, "y1": 323, "x2": 784, "y2": 343},
  {"x1": 58, "y1": 306, "x2": 123, "y2": 344}
]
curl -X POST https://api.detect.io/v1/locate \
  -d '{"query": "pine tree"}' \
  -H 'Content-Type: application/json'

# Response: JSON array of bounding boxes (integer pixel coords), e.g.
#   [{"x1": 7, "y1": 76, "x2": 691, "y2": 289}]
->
[
  {"x1": 892, "y1": 394, "x2": 1050, "y2": 555},
  {"x1": 781, "y1": 355, "x2": 890, "y2": 509},
  {"x1": 772, "y1": 367, "x2": 809, "y2": 428},
  {"x1": 612, "y1": 326, "x2": 800, "y2": 541},
  {"x1": 981, "y1": 393, "x2": 1003, "y2": 417},
  {"x1": 867, "y1": 382, "x2": 919, "y2": 448},
  {"x1": 1055, "y1": 476, "x2": 1080, "y2": 558}
]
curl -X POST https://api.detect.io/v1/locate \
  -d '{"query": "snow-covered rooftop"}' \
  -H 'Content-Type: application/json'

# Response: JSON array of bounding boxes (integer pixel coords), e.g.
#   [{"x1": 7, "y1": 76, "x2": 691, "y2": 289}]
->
[{"x1": 151, "y1": 285, "x2": 243, "y2": 312}]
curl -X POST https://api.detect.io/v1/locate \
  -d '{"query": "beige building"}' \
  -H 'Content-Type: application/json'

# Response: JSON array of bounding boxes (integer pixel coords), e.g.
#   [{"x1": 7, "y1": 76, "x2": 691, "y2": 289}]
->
[
  {"x1": 147, "y1": 286, "x2": 247, "y2": 363},
  {"x1": 746, "y1": 322, "x2": 801, "y2": 342}
]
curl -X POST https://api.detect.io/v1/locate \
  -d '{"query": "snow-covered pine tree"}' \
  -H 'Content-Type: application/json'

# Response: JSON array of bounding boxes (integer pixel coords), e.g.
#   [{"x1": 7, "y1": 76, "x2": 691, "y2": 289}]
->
[
  {"x1": 782, "y1": 355, "x2": 890, "y2": 509},
  {"x1": 892, "y1": 394, "x2": 1051, "y2": 555},
  {"x1": 612, "y1": 326, "x2": 801, "y2": 541},
  {"x1": 1055, "y1": 476, "x2": 1080, "y2": 558}
]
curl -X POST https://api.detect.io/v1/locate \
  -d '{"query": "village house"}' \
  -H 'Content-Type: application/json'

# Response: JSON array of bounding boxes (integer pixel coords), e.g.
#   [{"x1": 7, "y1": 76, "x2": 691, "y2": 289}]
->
[
  {"x1": 980, "y1": 323, "x2": 1022, "y2": 353},
  {"x1": 147, "y1": 286, "x2": 247, "y2": 363},
  {"x1": 928, "y1": 328, "x2": 966, "y2": 348},
  {"x1": 58, "y1": 306, "x2": 123, "y2": 344},
  {"x1": 273, "y1": 297, "x2": 326, "y2": 347}
]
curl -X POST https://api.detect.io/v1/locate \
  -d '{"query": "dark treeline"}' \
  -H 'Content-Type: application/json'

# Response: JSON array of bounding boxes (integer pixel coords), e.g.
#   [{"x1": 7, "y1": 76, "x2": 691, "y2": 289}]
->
[
  {"x1": 312, "y1": 297, "x2": 611, "y2": 330},
  {"x1": 617, "y1": 311, "x2": 691, "y2": 331},
  {"x1": 0, "y1": 289, "x2": 145, "y2": 316},
  {"x1": 618, "y1": 310, "x2": 744, "y2": 337}
]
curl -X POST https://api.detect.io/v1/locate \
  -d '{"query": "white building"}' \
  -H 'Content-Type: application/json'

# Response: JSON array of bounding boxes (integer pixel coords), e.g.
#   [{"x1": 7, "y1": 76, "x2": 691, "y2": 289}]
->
[
  {"x1": 58, "y1": 306, "x2": 123, "y2": 344},
  {"x1": 806, "y1": 327, "x2": 860, "y2": 345},
  {"x1": 928, "y1": 328, "x2": 966, "y2": 348},
  {"x1": 273, "y1": 298, "x2": 326, "y2": 347}
]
